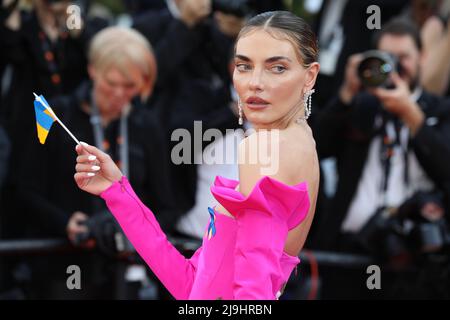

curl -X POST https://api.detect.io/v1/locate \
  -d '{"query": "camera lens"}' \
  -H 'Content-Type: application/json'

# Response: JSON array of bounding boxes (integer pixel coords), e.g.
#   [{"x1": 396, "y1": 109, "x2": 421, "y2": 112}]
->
[{"x1": 357, "y1": 50, "x2": 397, "y2": 88}]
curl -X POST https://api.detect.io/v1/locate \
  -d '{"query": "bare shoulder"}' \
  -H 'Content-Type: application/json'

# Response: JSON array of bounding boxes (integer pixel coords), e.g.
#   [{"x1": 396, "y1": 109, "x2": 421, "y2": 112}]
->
[
  {"x1": 238, "y1": 126, "x2": 319, "y2": 195},
  {"x1": 233, "y1": 126, "x2": 319, "y2": 256}
]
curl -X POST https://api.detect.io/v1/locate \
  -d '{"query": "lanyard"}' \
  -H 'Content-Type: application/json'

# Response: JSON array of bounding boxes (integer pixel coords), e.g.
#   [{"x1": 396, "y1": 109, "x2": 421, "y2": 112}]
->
[
  {"x1": 89, "y1": 94, "x2": 130, "y2": 177},
  {"x1": 377, "y1": 87, "x2": 422, "y2": 207},
  {"x1": 378, "y1": 113, "x2": 410, "y2": 207}
]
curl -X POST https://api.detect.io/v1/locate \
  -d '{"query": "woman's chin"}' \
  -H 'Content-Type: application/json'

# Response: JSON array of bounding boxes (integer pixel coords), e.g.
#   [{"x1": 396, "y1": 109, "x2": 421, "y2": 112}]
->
[{"x1": 245, "y1": 116, "x2": 273, "y2": 128}]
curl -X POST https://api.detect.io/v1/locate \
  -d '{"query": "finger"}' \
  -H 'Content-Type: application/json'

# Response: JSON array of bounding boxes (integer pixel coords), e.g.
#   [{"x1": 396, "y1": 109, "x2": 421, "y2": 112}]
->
[
  {"x1": 390, "y1": 72, "x2": 403, "y2": 85},
  {"x1": 76, "y1": 154, "x2": 97, "y2": 164},
  {"x1": 214, "y1": 11, "x2": 223, "y2": 21},
  {"x1": 75, "y1": 163, "x2": 101, "y2": 173},
  {"x1": 75, "y1": 143, "x2": 89, "y2": 156},
  {"x1": 349, "y1": 53, "x2": 364, "y2": 67},
  {"x1": 369, "y1": 87, "x2": 386, "y2": 98},
  {"x1": 74, "y1": 172, "x2": 96, "y2": 185},
  {"x1": 79, "y1": 142, "x2": 111, "y2": 164}
]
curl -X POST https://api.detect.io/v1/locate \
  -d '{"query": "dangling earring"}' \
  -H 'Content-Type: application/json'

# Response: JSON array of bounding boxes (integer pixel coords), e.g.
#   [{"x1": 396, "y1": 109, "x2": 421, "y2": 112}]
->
[
  {"x1": 238, "y1": 98, "x2": 243, "y2": 125},
  {"x1": 298, "y1": 89, "x2": 315, "y2": 122}
]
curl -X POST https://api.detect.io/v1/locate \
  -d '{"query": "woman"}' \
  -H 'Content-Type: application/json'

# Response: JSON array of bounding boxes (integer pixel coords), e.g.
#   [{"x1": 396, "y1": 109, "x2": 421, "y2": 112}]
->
[
  {"x1": 16, "y1": 26, "x2": 177, "y2": 299},
  {"x1": 74, "y1": 11, "x2": 320, "y2": 300}
]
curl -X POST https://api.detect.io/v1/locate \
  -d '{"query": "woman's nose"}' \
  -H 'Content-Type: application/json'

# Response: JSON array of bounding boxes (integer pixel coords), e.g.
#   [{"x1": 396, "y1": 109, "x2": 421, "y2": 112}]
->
[
  {"x1": 248, "y1": 69, "x2": 264, "y2": 91},
  {"x1": 113, "y1": 86, "x2": 125, "y2": 98}
]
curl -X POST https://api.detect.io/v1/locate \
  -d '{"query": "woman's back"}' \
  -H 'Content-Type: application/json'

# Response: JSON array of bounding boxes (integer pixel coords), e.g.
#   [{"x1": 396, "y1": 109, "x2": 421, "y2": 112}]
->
[
  {"x1": 279, "y1": 123, "x2": 319, "y2": 256},
  {"x1": 215, "y1": 122, "x2": 319, "y2": 256}
]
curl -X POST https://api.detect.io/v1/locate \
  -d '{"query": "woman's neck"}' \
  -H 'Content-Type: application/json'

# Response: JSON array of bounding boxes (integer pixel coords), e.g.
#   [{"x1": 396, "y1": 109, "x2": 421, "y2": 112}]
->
[{"x1": 252, "y1": 108, "x2": 307, "y2": 131}]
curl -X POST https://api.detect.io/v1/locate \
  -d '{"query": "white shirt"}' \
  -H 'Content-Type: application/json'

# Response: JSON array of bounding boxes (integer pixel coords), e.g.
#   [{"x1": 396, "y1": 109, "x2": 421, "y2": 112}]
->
[
  {"x1": 176, "y1": 125, "x2": 248, "y2": 239},
  {"x1": 341, "y1": 89, "x2": 435, "y2": 232}
]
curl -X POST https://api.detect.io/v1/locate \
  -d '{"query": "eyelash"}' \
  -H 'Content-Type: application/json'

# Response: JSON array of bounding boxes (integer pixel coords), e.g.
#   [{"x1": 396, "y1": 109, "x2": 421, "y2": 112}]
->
[
  {"x1": 271, "y1": 65, "x2": 286, "y2": 73},
  {"x1": 235, "y1": 64, "x2": 287, "y2": 74},
  {"x1": 236, "y1": 64, "x2": 251, "y2": 72}
]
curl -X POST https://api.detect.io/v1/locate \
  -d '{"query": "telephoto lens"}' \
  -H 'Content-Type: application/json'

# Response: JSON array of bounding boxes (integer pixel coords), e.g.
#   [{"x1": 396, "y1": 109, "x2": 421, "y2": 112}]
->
[{"x1": 357, "y1": 50, "x2": 401, "y2": 88}]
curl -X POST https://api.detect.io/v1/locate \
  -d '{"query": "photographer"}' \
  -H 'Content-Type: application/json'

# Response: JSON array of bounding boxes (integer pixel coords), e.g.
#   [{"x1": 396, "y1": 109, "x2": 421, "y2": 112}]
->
[{"x1": 314, "y1": 18, "x2": 450, "y2": 298}]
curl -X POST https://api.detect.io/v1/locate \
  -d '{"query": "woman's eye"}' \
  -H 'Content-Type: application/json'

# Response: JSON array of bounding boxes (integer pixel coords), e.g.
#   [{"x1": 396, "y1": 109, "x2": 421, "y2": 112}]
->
[
  {"x1": 271, "y1": 65, "x2": 286, "y2": 73},
  {"x1": 236, "y1": 64, "x2": 251, "y2": 72}
]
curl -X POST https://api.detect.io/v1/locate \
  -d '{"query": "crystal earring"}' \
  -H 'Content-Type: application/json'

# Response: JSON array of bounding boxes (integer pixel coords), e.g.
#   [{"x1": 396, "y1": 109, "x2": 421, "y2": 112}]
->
[
  {"x1": 296, "y1": 89, "x2": 315, "y2": 124},
  {"x1": 238, "y1": 98, "x2": 243, "y2": 125},
  {"x1": 303, "y1": 89, "x2": 315, "y2": 119}
]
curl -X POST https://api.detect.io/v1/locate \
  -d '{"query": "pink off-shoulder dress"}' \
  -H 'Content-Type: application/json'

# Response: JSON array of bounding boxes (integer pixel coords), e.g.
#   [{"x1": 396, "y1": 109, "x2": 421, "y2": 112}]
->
[{"x1": 101, "y1": 174, "x2": 310, "y2": 300}]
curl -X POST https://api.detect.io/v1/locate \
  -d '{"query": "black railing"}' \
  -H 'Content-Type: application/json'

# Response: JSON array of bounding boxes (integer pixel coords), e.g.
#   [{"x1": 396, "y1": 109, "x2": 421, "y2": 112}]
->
[{"x1": 0, "y1": 238, "x2": 376, "y2": 268}]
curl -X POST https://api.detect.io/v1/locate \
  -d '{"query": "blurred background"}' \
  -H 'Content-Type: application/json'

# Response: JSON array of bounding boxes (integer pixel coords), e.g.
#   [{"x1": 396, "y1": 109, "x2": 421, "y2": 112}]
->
[{"x1": 1, "y1": 0, "x2": 450, "y2": 300}]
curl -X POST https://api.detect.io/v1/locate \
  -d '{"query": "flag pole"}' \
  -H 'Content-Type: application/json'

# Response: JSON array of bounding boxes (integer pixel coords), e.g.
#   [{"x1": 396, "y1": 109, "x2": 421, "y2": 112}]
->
[{"x1": 33, "y1": 93, "x2": 81, "y2": 145}]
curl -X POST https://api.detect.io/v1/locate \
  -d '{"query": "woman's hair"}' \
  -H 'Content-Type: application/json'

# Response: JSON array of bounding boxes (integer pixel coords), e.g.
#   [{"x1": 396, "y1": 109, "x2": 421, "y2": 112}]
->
[
  {"x1": 235, "y1": 11, "x2": 319, "y2": 68},
  {"x1": 88, "y1": 26, "x2": 157, "y2": 99}
]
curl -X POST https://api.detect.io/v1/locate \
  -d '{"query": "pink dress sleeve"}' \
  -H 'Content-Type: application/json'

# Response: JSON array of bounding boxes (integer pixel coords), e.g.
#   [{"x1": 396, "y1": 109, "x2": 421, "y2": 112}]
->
[
  {"x1": 210, "y1": 175, "x2": 310, "y2": 299},
  {"x1": 100, "y1": 176, "x2": 202, "y2": 300}
]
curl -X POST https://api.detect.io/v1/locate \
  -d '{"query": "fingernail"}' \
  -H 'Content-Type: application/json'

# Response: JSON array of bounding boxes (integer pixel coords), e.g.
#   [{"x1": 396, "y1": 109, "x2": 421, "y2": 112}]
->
[
  {"x1": 92, "y1": 165, "x2": 100, "y2": 171},
  {"x1": 88, "y1": 155, "x2": 96, "y2": 161},
  {"x1": 87, "y1": 172, "x2": 95, "y2": 177},
  {"x1": 80, "y1": 142, "x2": 89, "y2": 147}
]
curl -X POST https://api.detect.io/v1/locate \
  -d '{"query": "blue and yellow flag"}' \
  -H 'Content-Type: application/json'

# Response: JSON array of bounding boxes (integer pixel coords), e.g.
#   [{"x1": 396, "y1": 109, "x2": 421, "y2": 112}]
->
[{"x1": 33, "y1": 93, "x2": 56, "y2": 144}]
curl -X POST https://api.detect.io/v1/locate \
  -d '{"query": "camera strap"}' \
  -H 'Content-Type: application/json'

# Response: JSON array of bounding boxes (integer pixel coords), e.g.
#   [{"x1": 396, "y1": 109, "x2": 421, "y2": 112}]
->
[
  {"x1": 89, "y1": 93, "x2": 136, "y2": 254},
  {"x1": 379, "y1": 112, "x2": 410, "y2": 206},
  {"x1": 89, "y1": 94, "x2": 130, "y2": 178}
]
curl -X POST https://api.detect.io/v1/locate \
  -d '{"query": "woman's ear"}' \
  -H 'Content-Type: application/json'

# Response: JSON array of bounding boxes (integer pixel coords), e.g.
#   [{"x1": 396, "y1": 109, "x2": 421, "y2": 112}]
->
[
  {"x1": 140, "y1": 51, "x2": 157, "y2": 102},
  {"x1": 140, "y1": 75, "x2": 153, "y2": 102},
  {"x1": 304, "y1": 62, "x2": 320, "y2": 92}
]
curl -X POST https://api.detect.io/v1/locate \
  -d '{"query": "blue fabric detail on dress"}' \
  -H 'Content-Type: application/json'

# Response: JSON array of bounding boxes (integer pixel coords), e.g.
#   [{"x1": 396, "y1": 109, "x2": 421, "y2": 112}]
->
[{"x1": 206, "y1": 207, "x2": 216, "y2": 240}]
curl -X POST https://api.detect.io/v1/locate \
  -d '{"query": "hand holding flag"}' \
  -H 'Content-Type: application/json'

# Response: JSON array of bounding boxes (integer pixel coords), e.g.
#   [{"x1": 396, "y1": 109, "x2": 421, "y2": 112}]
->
[{"x1": 33, "y1": 92, "x2": 80, "y2": 145}]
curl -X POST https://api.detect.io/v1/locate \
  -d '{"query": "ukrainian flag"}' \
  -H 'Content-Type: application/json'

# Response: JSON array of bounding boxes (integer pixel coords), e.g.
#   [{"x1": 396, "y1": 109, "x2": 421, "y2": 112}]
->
[{"x1": 33, "y1": 94, "x2": 56, "y2": 144}]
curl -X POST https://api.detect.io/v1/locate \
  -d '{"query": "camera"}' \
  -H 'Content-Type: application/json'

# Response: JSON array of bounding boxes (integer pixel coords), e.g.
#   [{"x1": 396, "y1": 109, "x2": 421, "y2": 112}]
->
[
  {"x1": 356, "y1": 206, "x2": 409, "y2": 259},
  {"x1": 74, "y1": 210, "x2": 135, "y2": 257},
  {"x1": 357, "y1": 50, "x2": 404, "y2": 88},
  {"x1": 357, "y1": 191, "x2": 450, "y2": 261},
  {"x1": 212, "y1": 0, "x2": 252, "y2": 17}
]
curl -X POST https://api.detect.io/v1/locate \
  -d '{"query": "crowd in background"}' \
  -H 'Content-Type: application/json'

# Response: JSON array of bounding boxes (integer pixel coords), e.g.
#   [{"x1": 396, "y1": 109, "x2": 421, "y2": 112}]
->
[{"x1": 1, "y1": 0, "x2": 450, "y2": 300}]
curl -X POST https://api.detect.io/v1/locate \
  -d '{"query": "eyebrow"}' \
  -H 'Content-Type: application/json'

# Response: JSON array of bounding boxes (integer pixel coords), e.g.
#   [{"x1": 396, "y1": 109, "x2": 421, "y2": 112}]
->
[{"x1": 235, "y1": 55, "x2": 292, "y2": 63}]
